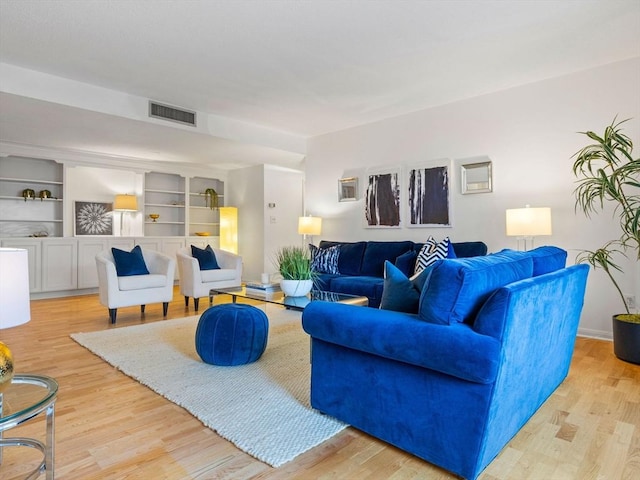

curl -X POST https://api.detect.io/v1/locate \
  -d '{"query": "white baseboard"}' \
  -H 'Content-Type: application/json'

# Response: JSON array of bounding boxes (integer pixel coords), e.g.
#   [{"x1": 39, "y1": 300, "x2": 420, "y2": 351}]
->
[{"x1": 577, "y1": 327, "x2": 612, "y2": 341}]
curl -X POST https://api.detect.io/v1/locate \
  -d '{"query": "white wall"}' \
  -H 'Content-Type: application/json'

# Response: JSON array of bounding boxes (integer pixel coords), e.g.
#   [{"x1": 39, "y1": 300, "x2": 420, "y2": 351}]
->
[
  {"x1": 65, "y1": 165, "x2": 144, "y2": 237},
  {"x1": 305, "y1": 57, "x2": 640, "y2": 339},
  {"x1": 228, "y1": 164, "x2": 304, "y2": 282}
]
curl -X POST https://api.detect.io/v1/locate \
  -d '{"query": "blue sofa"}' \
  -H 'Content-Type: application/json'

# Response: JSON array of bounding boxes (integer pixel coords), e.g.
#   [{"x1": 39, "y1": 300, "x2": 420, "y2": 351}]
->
[
  {"x1": 313, "y1": 239, "x2": 487, "y2": 307},
  {"x1": 302, "y1": 247, "x2": 589, "y2": 480}
]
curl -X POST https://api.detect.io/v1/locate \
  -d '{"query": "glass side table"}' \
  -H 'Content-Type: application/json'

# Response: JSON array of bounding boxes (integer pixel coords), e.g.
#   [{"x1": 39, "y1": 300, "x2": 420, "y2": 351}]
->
[{"x1": 0, "y1": 374, "x2": 58, "y2": 480}]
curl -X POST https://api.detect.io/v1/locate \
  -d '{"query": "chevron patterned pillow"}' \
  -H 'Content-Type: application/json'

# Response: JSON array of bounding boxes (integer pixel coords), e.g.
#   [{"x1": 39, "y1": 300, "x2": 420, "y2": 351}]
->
[{"x1": 414, "y1": 236, "x2": 451, "y2": 275}]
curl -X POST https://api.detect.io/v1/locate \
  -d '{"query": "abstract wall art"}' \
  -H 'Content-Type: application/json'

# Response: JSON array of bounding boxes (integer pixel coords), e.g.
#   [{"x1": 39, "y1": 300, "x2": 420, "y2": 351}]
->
[
  {"x1": 406, "y1": 159, "x2": 452, "y2": 227},
  {"x1": 364, "y1": 168, "x2": 401, "y2": 227},
  {"x1": 74, "y1": 201, "x2": 113, "y2": 236}
]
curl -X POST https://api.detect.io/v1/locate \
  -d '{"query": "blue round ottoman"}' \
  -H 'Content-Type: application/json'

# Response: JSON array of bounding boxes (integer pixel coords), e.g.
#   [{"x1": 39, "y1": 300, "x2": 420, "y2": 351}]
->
[{"x1": 195, "y1": 304, "x2": 269, "y2": 366}]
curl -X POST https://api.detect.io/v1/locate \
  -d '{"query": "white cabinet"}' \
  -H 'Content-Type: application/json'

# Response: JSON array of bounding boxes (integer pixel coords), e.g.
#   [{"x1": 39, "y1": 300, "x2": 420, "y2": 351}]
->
[
  {"x1": 135, "y1": 237, "x2": 184, "y2": 281},
  {"x1": 0, "y1": 157, "x2": 64, "y2": 237},
  {"x1": 144, "y1": 172, "x2": 186, "y2": 237},
  {"x1": 77, "y1": 238, "x2": 108, "y2": 289},
  {"x1": 1, "y1": 238, "x2": 42, "y2": 292},
  {"x1": 42, "y1": 239, "x2": 77, "y2": 291},
  {"x1": 1, "y1": 238, "x2": 76, "y2": 292}
]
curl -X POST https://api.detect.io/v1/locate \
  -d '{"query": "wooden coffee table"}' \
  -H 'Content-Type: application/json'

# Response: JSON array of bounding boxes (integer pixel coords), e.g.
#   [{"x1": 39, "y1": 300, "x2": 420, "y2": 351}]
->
[{"x1": 210, "y1": 286, "x2": 368, "y2": 311}]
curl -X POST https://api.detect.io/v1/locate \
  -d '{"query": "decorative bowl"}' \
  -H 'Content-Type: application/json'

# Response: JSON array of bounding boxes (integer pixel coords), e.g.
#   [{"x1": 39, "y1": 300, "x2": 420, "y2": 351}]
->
[
  {"x1": 149, "y1": 214, "x2": 160, "y2": 222},
  {"x1": 195, "y1": 232, "x2": 210, "y2": 236}
]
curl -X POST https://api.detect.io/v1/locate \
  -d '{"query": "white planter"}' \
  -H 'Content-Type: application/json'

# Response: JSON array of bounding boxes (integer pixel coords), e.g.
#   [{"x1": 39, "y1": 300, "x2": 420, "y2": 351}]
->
[{"x1": 280, "y1": 279, "x2": 313, "y2": 297}]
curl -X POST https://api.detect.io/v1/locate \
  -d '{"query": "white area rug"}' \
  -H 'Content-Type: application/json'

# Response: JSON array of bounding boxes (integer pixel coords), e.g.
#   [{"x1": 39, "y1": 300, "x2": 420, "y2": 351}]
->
[{"x1": 70, "y1": 306, "x2": 346, "y2": 467}]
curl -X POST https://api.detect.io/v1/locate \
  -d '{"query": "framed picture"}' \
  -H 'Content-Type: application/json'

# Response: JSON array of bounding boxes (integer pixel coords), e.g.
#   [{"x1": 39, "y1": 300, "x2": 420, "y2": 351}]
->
[
  {"x1": 338, "y1": 177, "x2": 358, "y2": 202},
  {"x1": 460, "y1": 157, "x2": 493, "y2": 194},
  {"x1": 364, "y1": 168, "x2": 401, "y2": 228},
  {"x1": 74, "y1": 201, "x2": 114, "y2": 236},
  {"x1": 406, "y1": 159, "x2": 452, "y2": 227}
]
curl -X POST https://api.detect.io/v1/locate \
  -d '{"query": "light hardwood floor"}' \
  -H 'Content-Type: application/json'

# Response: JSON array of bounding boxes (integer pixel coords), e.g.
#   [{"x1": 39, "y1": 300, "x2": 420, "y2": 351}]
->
[{"x1": 1, "y1": 288, "x2": 638, "y2": 479}]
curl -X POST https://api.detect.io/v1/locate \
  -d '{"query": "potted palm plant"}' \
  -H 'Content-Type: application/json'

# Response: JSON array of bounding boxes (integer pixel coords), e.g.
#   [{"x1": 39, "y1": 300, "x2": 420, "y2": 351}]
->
[
  {"x1": 273, "y1": 246, "x2": 316, "y2": 297},
  {"x1": 572, "y1": 117, "x2": 640, "y2": 364}
]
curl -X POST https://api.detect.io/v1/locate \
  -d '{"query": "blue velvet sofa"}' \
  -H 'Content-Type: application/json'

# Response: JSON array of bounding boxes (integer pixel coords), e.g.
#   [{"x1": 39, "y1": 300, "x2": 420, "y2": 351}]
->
[
  {"x1": 302, "y1": 247, "x2": 589, "y2": 480},
  {"x1": 313, "y1": 239, "x2": 487, "y2": 307}
]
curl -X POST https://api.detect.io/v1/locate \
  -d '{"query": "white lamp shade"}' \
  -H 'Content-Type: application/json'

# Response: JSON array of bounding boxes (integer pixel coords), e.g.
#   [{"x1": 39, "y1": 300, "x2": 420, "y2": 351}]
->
[
  {"x1": 298, "y1": 216, "x2": 322, "y2": 236},
  {"x1": 0, "y1": 248, "x2": 31, "y2": 329},
  {"x1": 113, "y1": 194, "x2": 138, "y2": 211},
  {"x1": 506, "y1": 207, "x2": 552, "y2": 236},
  {"x1": 219, "y1": 207, "x2": 238, "y2": 254}
]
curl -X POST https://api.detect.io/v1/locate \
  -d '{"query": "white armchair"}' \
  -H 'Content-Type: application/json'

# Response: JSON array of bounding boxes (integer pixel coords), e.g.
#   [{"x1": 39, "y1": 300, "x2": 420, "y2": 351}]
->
[
  {"x1": 177, "y1": 246, "x2": 242, "y2": 311},
  {"x1": 96, "y1": 248, "x2": 176, "y2": 324}
]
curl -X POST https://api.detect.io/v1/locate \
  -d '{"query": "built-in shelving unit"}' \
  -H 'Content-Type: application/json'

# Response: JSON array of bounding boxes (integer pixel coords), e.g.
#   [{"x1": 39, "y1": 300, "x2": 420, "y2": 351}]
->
[
  {"x1": 0, "y1": 157, "x2": 64, "y2": 237},
  {"x1": 143, "y1": 172, "x2": 186, "y2": 237},
  {"x1": 188, "y1": 176, "x2": 224, "y2": 236}
]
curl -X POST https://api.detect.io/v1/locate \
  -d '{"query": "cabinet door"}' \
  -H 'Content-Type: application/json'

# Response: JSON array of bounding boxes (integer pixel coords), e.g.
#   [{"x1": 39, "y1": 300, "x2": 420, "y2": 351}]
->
[
  {"x1": 77, "y1": 238, "x2": 108, "y2": 289},
  {"x1": 160, "y1": 237, "x2": 184, "y2": 281},
  {"x1": 42, "y1": 239, "x2": 77, "y2": 291},
  {"x1": 1, "y1": 239, "x2": 42, "y2": 292}
]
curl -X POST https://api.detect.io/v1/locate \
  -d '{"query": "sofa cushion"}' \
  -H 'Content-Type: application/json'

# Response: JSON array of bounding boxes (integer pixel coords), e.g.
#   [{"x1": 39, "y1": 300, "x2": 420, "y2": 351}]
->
[
  {"x1": 310, "y1": 244, "x2": 340, "y2": 274},
  {"x1": 380, "y1": 261, "x2": 433, "y2": 313},
  {"x1": 329, "y1": 275, "x2": 384, "y2": 307},
  {"x1": 118, "y1": 273, "x2": 166, "y2": 290},
  {"x1": 418, "y1": 250, "x2": 534, "y2": 325},
  {"x1": 111, "y1": 245, "x2": 150, "y2": 276},
  {"x1": 451, "y1": 241, "x2": 488, "y2": 258},
  {"x1": 528, "y1": 246, "x2": 567, "y2": 276},
  {"x1": 414, "y1": 236, "x2": 451, "y2": 275},
  {"x1": 361, "y1": 241, "x2": 414, "y2": 277},
  {"x1": 394, "y1": 249, "x2": 417, "y2": 277},
  {"x1": 319, "y1": 241, "x2": 366, "y2": 275},
  {"x1": 191, "y1": 245, "x2": 220, "y2": 270}
]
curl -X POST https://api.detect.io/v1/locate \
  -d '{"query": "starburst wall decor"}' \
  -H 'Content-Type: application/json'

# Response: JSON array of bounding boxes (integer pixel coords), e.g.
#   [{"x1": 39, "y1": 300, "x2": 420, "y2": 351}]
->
[{"x1": 74, "y1": 201, "x2": 113, "y2": 236}]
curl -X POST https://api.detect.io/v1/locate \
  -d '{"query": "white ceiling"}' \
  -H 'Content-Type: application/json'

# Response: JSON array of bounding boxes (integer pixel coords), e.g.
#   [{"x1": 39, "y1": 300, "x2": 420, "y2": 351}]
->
[{"x1": 1, "y1": 0, "x2": 639, "y2": 169}]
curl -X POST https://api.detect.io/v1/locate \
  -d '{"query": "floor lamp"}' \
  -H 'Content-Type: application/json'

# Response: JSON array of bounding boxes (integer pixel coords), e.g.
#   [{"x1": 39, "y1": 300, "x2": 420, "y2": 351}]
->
[
  {"x1": 298, "y1": 216, "x2": 322, "y2": 247},
  {"x1": 114, "y1": 194, "x2": 138, "y2": 236},
  {"x1": 0, "y1": 248, "x2": 31, "y2": 392},
  {"x1": 506, "y1": 206, "x2": 552, "y2": 251}
]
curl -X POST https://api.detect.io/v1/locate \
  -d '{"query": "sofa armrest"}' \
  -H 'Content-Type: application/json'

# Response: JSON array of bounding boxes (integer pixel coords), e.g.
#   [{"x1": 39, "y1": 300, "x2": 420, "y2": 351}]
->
[{"x1": 302, "y1": 302, "x2": 501, "y2": 384}]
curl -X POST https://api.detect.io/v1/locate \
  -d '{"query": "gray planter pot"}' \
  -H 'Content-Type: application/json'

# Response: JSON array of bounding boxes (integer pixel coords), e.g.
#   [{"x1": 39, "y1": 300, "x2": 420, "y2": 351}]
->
[{"x1": 612, "y1": 315, "x2": 640, "y2": 365}]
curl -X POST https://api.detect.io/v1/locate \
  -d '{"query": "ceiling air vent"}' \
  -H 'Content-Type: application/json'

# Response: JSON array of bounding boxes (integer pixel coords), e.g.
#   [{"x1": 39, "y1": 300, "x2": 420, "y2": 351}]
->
[{"x1": 149, "y1": 101, "x2": 196, "y2": 127}]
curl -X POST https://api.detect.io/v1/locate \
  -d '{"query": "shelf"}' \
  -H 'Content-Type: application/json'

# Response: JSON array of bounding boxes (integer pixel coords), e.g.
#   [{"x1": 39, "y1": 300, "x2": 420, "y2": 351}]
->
[
  {"x1": 0, "y1": 219, "x2": 63, "y2": 223},
  {"x1": 189, "y1": 192, "x2": 225, "y2": 197},
  {"x1": 190, "y1": 222, "x2": 220, "y2": 226},
  {"x1": 144, "y1": 189, "x2": 185, "y2": 195},
  {"x1": 0, "y1": 196, "x2": 63, "y2": 202},
  {"x1": 0, "y1": 177, "x2": 63, "y2": 186},
  {"x1": 144, "y1": 221, "x2": 184, "y2": 225},
  {"x1": 144, "y1": 203, "x2": 184, "y2": 208}
]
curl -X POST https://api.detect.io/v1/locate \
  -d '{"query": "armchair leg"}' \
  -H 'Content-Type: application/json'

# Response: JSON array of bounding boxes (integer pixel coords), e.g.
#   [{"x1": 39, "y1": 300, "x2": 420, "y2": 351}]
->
[
  {"x1": 209, "y1": 294, "x2": 213, "y2": 306},
  {"x1": 194, "y1": 298, "x2": 200, "y2": 312},
  {"x1": 141, "y1": 305, "x2": 146, "y2": 314},
  {"x1": 184, "y1": 296, "x2": 189, "y2": 307},
  {"x1": 163, "y1": 302, "x2": 169, "y2": 317},
  {"x1": 109, "y1": 308, "x2": 117, "y2": 324}
]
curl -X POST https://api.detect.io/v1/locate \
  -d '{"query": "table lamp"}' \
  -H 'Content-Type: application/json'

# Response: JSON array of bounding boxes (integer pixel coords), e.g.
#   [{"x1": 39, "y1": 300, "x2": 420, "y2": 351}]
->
[
  {"x1": 0, "y1": 248, "x2": 31, "y2": 392},
  {"x1": 506, "y1": 205, "x2": 552, "y2": 251},
  {"x1": 298, "y1": 216, "x2": 322, "y2": 246},
  {"x1": 114, "y1": 194, "x2": 138, "y2": 236}
]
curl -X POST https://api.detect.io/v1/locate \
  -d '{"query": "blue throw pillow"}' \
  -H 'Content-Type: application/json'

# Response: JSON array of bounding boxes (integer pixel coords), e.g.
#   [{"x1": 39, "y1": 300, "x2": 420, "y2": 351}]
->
[
  {"x1": 111, "y1": 245, "x2": 150, "y2": 276},
  {"x1": 394, "y1": 250, "x2": 417, "y2": 277},
  {"x1": 191, "y1": 245, "x2": 220, "y2": 270},
  {"x1": 310, "y1": 244, "x2": 340, "y2": 274},
  {"x1": 380, "y1": 261, "x2": 433, "y2": 313}
]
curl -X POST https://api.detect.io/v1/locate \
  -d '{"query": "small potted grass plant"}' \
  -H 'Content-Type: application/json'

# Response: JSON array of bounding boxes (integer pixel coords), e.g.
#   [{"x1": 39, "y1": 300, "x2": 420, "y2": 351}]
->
[
  {"x1": 273, "y1": 246, "x2": 315, "y2": 297},
  {"x1": 572, "y1": 117, "x2": 640, "y2": 364}
]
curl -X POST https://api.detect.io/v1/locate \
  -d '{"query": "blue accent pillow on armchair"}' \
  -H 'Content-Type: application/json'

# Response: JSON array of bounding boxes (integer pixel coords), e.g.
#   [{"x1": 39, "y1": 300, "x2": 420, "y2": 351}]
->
[
  {"x1": 191, "y1": 245, "x2": 220, "y2": 270},
  {"x1": 111, "y1": 245, "x2": 150, "y2": 276}
]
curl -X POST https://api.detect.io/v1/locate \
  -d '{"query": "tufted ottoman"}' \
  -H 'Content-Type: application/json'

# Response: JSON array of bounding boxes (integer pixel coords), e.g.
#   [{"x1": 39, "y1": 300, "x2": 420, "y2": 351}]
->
[{"x1": 195, "y1": 303, "x2": 269, "y2": 366}]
